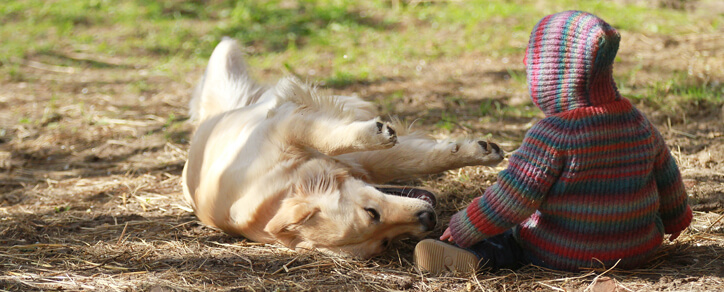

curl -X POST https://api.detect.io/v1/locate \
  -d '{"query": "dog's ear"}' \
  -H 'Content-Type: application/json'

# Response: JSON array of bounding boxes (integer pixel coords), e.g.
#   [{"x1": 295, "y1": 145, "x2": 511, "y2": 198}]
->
[{"x1": 264, "y1": 196, "x2": 318, "y2": 246}]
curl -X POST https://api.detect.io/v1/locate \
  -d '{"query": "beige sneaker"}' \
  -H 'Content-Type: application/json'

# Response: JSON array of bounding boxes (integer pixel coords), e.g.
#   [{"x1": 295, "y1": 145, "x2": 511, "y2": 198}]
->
[{"x1": 414, "y1": 239, "x2": 480, "y2": 275}]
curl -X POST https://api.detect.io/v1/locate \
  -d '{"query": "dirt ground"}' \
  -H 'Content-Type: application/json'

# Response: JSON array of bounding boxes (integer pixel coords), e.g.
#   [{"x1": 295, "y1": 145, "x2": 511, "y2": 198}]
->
[{"x1": 1, "y1": 24, "x2": 723, "y2": 292}]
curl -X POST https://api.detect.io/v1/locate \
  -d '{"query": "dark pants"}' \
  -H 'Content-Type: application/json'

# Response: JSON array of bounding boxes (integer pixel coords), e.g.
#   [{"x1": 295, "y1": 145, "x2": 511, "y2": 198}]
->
[{"x1": 465, "y1": 230, "x2": 541, "y2": 270}]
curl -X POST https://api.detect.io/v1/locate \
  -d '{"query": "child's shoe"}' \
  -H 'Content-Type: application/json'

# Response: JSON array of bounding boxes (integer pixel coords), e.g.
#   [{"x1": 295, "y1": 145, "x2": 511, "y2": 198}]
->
[{"x1": 413, "y1": 239, "x2": 479, "y2": 275}]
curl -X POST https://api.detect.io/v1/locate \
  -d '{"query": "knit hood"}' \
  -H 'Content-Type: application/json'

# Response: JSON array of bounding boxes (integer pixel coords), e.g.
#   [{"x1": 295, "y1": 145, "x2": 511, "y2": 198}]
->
[{"x1": 524, "y1": 11, "x2": 622, "y2": 116}]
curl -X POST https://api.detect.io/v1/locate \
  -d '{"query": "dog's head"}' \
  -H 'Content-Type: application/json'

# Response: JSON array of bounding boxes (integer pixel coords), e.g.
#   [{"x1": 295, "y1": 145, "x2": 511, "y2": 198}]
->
[{"x1": 264, "y1": 169, "x2": 436, "y2": 258}]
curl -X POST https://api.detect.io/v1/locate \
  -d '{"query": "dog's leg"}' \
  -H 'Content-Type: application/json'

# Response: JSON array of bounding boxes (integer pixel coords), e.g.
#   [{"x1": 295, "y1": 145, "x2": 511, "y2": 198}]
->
[
  {"x1": 335, "y1": 135, "x2": 504, "y2": 183},
  {"x1": 269, "y1": 78, "x2": 397, "y2": 156},
  {"x1": 280, "y1": 111, "x2": 398, "y2": 156}
]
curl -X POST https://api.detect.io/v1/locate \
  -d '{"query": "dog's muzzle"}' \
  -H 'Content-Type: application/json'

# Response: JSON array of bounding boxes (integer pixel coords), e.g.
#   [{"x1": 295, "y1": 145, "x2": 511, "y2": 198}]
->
[{"x1": 376, "y1": 186, "x2": 438, "y2": 231}]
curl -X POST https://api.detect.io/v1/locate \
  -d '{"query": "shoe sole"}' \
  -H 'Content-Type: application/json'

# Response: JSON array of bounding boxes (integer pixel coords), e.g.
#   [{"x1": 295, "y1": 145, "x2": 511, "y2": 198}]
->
[{"x1": 414, "y1": 239, "x2": 479, "y2": 275}]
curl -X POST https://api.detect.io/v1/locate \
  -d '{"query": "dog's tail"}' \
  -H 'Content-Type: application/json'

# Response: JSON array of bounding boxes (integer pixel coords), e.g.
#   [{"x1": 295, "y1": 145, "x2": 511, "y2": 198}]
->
[{"x1": 189, "y1": 37, "x2": 268, "y2": 124}]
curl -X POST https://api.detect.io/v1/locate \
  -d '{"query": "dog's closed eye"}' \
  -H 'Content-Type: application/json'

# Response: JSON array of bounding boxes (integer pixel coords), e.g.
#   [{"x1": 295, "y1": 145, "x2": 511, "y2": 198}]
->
[{"x1": 364, "y1": 207, "x2": 380, "y2": 222}]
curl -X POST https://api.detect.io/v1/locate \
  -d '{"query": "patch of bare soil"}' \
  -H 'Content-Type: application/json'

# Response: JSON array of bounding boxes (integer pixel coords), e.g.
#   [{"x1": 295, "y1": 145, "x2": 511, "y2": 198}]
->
[{"x1": 1, "y1": 30, "x2": 722, "y2": 292}]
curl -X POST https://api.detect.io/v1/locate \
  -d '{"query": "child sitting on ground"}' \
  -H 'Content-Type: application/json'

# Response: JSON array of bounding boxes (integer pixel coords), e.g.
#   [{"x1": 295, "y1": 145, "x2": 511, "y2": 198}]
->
[{"x1": 414, "y1": 10, "x2": 692, "y2": 274}]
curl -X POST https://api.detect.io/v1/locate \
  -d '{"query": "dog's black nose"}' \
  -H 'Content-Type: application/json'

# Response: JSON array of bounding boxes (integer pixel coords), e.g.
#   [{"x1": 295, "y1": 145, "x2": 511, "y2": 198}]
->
[{"x1": 417, "y1": 210, "x2": 437, "y2": 231}]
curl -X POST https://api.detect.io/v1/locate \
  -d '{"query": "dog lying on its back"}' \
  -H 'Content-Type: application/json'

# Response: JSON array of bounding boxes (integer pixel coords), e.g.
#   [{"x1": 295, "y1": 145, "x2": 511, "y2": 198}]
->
[{"x1": 182, "y1": 38, "x2": 504, "y2": 258}]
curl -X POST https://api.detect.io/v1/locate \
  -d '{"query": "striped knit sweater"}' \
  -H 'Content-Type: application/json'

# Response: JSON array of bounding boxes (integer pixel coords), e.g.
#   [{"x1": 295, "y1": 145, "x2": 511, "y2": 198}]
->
[{"x1": 448, "y1": 11, "x2": 692, "y2": 271}]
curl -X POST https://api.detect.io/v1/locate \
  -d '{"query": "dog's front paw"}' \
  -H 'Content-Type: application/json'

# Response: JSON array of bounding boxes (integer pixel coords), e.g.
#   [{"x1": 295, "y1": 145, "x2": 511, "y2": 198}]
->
[{"x1": 372, "y1": 119, "x2": 397, "y2": 147}]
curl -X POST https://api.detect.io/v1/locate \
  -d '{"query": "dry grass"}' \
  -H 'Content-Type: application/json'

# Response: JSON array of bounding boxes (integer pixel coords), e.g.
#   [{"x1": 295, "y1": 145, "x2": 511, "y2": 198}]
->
[
  {"x1": 0, "y1": 164, "x2": 722, "y2": 291},
  {"x1": 1, "y1": 76, "x2": 722, "y2": 290}
]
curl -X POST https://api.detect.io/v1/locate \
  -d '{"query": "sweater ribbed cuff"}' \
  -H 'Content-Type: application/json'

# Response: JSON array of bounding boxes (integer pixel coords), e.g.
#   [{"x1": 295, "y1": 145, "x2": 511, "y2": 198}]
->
[
  {"x1": 448, "y1": 210, "x2": 487, "y2": 248},
  {"x1": 664, "y1": 205, "x2": 692, "y2": 235}
]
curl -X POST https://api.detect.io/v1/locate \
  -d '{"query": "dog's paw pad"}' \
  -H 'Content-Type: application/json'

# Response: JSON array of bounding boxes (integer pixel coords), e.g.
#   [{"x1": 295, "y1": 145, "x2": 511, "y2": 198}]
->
[
  {"x1": 387, "y1": 125, "x2": 396, "y2": 137},
  {"x1": 478, "y1": 141, "x2": 488, "y2": 151},
  {"x1": 477, "y1": 140, "x2": 501, "y2": 154}
]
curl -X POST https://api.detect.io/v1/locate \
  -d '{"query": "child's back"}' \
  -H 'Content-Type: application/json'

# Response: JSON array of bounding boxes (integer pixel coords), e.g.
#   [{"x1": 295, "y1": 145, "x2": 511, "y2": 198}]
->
[{"x1": 436, "y1": 11, "x2": 692, "y2": 272}]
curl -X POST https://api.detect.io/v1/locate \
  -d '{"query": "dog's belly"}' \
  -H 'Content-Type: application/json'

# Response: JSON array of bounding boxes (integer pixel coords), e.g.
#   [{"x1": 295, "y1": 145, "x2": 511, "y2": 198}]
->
[{"x1": 184, "y1": 95, "x2": 287, "y2": 236}]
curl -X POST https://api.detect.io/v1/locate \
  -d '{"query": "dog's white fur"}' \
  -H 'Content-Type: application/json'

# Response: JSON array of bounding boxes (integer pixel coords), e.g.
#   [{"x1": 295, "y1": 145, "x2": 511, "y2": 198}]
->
[{"x1": 182, "y1": 38, "x2": 504, "y2": 258}]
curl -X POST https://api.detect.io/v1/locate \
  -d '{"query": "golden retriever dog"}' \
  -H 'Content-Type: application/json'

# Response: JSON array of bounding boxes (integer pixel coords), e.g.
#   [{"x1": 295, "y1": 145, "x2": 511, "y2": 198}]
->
[{"x1": 182, "y1": 38, "x2": 504, "y2": 258}]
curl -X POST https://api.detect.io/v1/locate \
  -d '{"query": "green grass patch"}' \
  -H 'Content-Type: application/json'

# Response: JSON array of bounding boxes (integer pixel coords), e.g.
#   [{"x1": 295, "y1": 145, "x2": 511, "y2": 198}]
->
[
  {"x1": 323, "y1": 70, "x2": 369, "y2": 88},
  {"x1": 626, "y1": 71, "x2": 723, "y2": 114},
  {"x1": 2, "y1": 0, "x2": 721, "y2": 110}
]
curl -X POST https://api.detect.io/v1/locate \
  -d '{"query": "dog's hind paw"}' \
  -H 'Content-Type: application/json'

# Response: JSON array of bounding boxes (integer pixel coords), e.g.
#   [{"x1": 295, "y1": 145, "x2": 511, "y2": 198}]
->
[
  {"x1": 446, "y1": 139, "x2": 504, "y2": 167},
  {"x1": 477, "y1": 140, "x2": 501, "y2": 155},
  {"x1": 474, "y1": 140, "x2": 504, "y2": 166}
]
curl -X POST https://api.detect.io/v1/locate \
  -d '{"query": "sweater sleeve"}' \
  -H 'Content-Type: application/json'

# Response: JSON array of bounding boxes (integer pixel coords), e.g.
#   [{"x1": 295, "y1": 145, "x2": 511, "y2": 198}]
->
[
  {"x1": 448, "y1": 122, "x2": 564, "y2": 248},
  {"x1": 653, "y1": 131, "x2": 692, "y2": 234}
]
